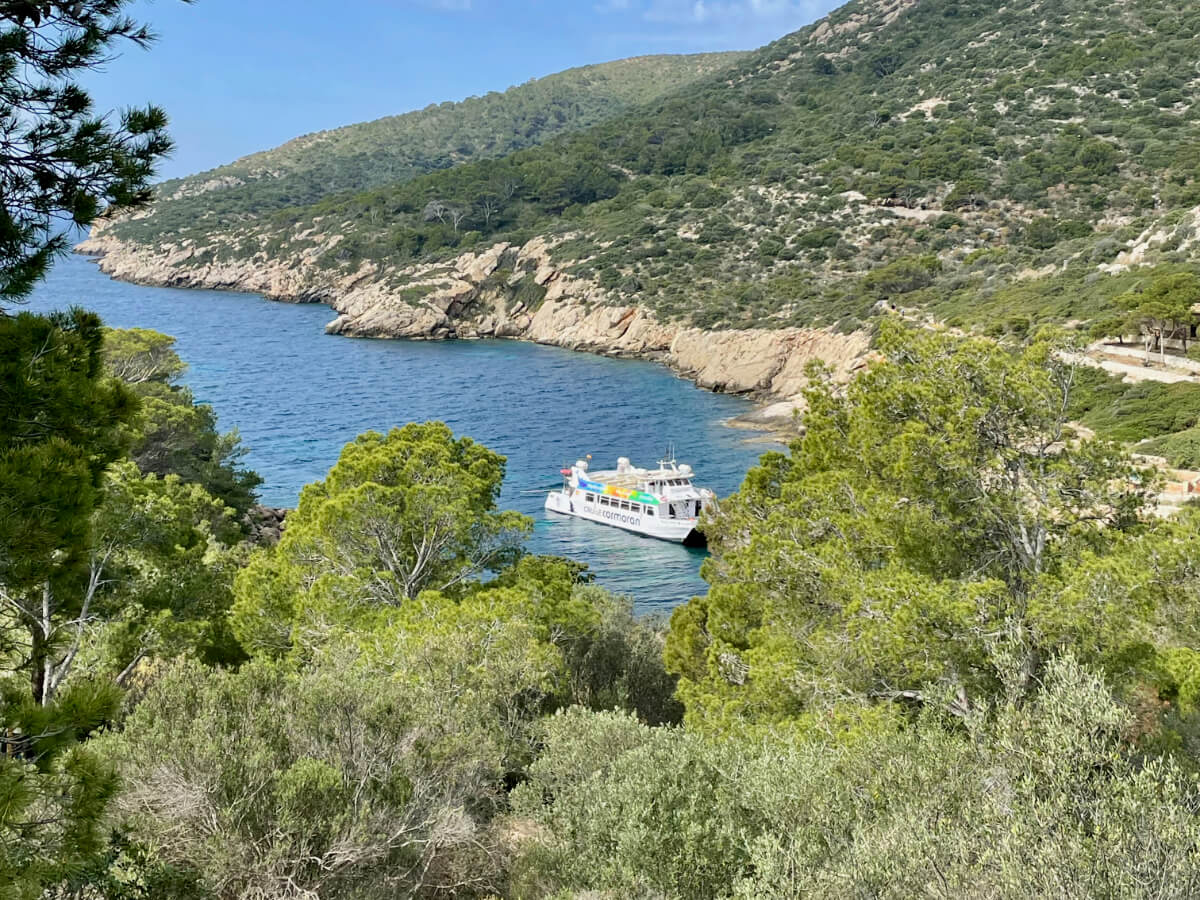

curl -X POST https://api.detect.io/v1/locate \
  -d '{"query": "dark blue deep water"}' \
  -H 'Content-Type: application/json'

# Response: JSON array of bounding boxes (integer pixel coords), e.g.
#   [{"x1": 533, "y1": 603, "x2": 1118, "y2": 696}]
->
[{"x1": 26, "y1": 254, "x2": 776, "y2": 613}]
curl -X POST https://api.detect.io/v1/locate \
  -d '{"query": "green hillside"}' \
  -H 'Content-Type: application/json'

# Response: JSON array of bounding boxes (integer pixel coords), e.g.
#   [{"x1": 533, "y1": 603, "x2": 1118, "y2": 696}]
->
[
  {"x1": 130, "y1": 53, "x2": 741, "y2": 233},
  {"x1": 110, "y1": 0, "x2": 1200, "y2": 335}
]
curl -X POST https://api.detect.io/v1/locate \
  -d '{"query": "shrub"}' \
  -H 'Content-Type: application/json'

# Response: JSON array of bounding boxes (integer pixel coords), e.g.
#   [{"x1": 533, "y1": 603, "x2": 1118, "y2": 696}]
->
[
  {"x1": 512, "y1": 660, "x2": 1200, "y2": 899},
  {"x1": 862, "y1": 254, "x2": 942, "y2": 296},
  {"x1": 796, "y1": 226, "x2": 840, "y2": 249}
]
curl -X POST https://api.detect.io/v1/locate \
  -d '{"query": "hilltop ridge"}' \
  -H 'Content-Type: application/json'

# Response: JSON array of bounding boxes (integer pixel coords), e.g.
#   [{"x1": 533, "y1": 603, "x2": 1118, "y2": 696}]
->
[{"x1": 134, "y1": 52, "x2": 742, "y2": 232}]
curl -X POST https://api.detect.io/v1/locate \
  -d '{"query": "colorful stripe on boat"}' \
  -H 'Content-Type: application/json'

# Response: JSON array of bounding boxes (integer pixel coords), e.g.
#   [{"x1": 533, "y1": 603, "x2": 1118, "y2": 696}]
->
[{"x1": 577, "y1": 477, "x2": 660, "y2": 506}]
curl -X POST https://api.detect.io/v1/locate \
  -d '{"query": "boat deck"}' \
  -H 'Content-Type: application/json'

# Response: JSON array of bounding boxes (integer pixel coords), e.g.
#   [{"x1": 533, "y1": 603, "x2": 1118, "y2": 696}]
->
[
  {"x1": 585, "y1": 470, "x2": 644, "y2": 489},
  {"x1": 588, "y1": 468, "x2": 693, "y2": 485}
]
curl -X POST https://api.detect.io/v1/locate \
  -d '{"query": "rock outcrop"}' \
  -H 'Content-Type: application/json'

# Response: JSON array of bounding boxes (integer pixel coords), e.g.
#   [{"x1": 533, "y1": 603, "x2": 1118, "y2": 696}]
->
[
  {"x1": 244, "y1": 505, "x2": 287, "y2": 545},
  {"x1": 78, "y1": 226, "x2": 870, "y2": 428}
]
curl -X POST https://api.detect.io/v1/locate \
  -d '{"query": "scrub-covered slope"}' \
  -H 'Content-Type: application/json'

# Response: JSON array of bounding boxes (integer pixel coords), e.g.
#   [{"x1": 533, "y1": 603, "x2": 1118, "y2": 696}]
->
[
  {"x1": 87, "y1": 0, "x2": 1200, "y2": 389},
  {"x1": 126, "y1": 52, "x2": 742, "y2": 235}
]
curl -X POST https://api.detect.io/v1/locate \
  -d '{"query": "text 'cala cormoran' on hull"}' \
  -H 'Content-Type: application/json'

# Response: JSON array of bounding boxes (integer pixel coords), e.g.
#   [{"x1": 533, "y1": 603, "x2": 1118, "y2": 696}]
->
[{"x1": 544, "y1": 455, "x2": 714, "y2": 546}]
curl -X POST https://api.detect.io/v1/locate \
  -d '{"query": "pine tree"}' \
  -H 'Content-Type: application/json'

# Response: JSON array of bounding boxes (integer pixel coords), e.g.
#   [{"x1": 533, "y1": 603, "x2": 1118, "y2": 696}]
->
[
  {"x1": 0, "y1": 1, "x2": 174, "y2": 303},
  {"x1": 0, "y1": 3, "x2": 173, "y2": 893},
  {"x1": 0, "y1": 308, "x2": 138, "y2": 896}
]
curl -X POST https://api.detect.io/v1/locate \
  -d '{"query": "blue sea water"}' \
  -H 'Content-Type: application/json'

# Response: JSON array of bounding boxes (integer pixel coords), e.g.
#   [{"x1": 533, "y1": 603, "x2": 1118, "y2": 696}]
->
[{"x1": 25, "y1": 254, "x2": 777, "y2": 613}]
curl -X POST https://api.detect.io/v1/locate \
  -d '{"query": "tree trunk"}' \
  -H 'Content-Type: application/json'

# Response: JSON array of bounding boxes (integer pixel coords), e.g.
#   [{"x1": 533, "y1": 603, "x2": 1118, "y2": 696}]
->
[
  {"x1": 30, "y1": 628, "x2": 45, "y2": 705},
  {"x1": 1017, "y1": 645, "x2": 1043, "y2": 703},
  {"x1": 29, "y1": 583, "x2": 50, "y2": 706}
]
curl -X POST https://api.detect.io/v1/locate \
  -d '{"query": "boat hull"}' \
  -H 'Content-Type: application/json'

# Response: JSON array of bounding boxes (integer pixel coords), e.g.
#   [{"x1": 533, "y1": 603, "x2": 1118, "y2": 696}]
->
[{"x1": 545, "y1": 490, "x2": 705, "y2": 545}]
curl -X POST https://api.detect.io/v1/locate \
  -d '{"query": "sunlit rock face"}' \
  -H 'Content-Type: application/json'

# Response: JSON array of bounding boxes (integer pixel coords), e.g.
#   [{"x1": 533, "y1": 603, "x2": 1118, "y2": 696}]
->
[{"x1": 78, "y1": 228, "x2": 868, "y2": 427}]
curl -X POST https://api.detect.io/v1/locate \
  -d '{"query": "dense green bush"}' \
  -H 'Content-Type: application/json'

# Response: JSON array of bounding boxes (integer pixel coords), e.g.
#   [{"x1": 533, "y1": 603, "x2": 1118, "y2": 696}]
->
[
  {"x1": 1069, "y1": 367, "x2": 1200, "y2": 443},
  {"x1": 1140, "y1": 426, "x2": 1200, "y2": 468},
  {"x1": 102, "y1": 653, "x2": 528, "y2": 897},
  {"x1": 103, "y1": 329, "x2": 261, "y2": 519},
  {"x1": 513, "y1": 660, "x2": 1200, "y2": 899}
]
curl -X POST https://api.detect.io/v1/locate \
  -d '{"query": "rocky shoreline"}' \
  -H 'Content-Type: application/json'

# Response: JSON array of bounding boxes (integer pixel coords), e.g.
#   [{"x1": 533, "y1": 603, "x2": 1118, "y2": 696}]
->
[{"x1": 76, "y1": 227, "x2": 870, "y2": 429}]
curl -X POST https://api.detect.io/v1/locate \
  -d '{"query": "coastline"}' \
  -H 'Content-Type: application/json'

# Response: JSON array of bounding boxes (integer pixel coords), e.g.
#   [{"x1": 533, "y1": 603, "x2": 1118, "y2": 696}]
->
[{"x1": 76, "y1": 228, "x2": 870, "y2": 431}]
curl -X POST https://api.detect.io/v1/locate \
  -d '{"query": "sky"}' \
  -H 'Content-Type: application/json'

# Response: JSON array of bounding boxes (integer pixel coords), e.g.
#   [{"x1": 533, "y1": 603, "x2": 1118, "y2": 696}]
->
[{"x1": 83, "y1": 0, "x2": 841, "y2": 180}]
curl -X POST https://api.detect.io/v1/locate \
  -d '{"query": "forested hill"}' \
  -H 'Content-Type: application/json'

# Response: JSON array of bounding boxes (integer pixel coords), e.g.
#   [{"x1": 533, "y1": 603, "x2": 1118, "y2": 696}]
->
[
  {"x1": 106, "y1": 0, "x2": 1200, "y2": 334},
  {"x1": 134, "y1": 53, "x2": 741, "y2": 229}
]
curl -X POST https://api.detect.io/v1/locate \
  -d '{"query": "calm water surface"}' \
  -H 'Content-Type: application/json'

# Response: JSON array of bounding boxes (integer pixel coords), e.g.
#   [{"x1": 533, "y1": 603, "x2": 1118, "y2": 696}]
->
[{"x1": 27, "y1": 254, "x2": 776, "y2": 613}]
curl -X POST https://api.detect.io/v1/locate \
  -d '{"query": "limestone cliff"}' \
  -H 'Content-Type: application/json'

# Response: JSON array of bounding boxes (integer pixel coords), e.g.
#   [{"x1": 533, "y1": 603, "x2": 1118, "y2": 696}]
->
[{"x1": 77, "y1": 224, "x2": 869, "y2": 427}]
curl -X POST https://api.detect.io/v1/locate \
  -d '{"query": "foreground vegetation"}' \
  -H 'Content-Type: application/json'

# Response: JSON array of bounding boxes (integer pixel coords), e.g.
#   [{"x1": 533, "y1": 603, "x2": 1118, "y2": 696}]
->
[
  {"x1": 10, "y1": 316, "x2": 1200, "y2": 897},
  {"x1": 11, "y1": 1, "x2": 1200, "y2": 897}
]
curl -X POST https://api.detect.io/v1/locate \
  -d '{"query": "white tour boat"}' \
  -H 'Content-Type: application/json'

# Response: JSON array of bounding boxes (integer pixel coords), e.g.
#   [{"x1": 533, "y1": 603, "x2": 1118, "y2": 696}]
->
[{"x1": 544, "y1": 455, "x2": 715, "y2": 546}]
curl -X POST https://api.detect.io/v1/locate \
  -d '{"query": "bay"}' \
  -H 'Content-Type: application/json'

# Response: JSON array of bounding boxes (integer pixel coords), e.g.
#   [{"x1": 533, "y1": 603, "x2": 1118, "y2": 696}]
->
[{"x1": 25, "y1": 253, "x2": 776, "y2": 613}]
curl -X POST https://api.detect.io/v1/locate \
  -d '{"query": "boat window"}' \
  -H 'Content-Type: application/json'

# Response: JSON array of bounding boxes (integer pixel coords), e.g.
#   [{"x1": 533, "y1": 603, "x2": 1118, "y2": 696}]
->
[
  {"x1": 646, "y1": 507, "x2": 655, "y2": 517},
  {"x1": 585, "y1": 494, "x2": 594, "y2": 503}
]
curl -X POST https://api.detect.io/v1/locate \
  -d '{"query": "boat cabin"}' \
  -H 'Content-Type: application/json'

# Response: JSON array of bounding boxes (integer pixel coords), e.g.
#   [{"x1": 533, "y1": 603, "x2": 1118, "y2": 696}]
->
[
  {"x1": 571, "y1": 456, "x2": 708, "y2": 520},
  {"x1": 547, "y1": 454, "x2": 714, "y2": 546}
]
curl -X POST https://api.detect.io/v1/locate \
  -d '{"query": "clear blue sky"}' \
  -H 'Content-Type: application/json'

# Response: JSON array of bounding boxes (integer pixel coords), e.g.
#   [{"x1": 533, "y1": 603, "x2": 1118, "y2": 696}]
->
[{"x1": 84, "y1": 0, "x2": 840, "y2": 180}]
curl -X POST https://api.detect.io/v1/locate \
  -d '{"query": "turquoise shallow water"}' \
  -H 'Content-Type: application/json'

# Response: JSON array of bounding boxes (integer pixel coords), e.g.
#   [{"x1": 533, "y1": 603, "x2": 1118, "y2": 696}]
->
[{"x1": 25, "y1": 254, "x2": 776, "y2": 613}]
